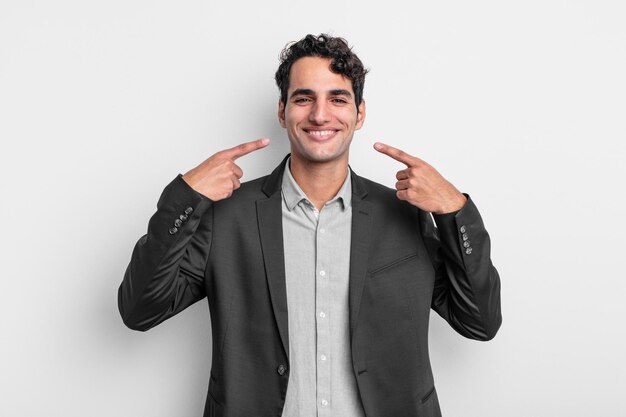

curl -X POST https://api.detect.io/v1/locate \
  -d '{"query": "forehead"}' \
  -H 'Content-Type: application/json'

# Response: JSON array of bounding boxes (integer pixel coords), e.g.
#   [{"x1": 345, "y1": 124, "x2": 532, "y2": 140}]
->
[{"x1": 288, "y1": 57, "x2": 353, "y2": 93}]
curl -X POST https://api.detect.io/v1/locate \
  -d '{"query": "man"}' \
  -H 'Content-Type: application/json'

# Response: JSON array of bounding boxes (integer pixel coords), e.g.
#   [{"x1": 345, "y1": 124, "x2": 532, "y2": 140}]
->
[{"x1": 119, "y1": 34, "x2": 501, "y2": 417}]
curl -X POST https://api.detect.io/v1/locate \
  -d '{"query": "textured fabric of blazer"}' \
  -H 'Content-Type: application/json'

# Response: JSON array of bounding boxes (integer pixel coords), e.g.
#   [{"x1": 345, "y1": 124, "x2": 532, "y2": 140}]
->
[{"x1": 119, "y1": 155, "x2": 502, "y2": 417}]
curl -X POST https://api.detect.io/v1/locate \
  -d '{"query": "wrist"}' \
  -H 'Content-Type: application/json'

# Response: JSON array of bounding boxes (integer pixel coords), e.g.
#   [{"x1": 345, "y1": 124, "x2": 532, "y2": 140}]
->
[{"x1": 434, "y1": 193, "x2": 467, "y2": 214}]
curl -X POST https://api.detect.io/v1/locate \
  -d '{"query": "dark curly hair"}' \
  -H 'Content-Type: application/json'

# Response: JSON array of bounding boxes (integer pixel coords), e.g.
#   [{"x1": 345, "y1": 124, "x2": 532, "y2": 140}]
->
[{"x1": 275, "y1": 34, "x2": 368, "y2": 111}]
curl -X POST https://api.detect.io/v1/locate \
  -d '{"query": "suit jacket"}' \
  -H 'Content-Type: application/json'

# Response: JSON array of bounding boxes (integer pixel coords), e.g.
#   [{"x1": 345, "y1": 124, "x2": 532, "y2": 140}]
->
[{"x1": 118, "y1": 156, "x2": 502, "y2": 417}]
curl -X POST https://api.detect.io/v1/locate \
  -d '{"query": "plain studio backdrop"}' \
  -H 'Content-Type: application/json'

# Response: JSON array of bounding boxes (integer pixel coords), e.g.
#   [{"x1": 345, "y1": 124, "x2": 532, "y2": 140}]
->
[{"x1": 1, "y1": 1, "x2": 624, "y2": 416}]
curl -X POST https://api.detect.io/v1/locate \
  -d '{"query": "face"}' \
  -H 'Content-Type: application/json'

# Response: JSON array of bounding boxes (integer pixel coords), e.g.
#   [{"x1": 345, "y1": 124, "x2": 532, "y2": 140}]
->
[{"x1": 278, "y1": 56, "x2": 366, "y2": 166}]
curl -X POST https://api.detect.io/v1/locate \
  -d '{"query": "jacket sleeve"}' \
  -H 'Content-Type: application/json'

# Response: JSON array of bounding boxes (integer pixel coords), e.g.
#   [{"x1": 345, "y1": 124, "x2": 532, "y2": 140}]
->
[
  {"x1": 420, "y1": 195, "x2": 502, "y2": 341},
  {"x1": 118, "y1": 175, "x2": 214, "y2": 331}
]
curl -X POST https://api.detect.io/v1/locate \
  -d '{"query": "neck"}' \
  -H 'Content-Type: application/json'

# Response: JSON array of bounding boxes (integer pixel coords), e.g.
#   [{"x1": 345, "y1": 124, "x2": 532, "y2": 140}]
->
[{"x1": 289, "y1": 155, "x2": 349, "y2": 210}]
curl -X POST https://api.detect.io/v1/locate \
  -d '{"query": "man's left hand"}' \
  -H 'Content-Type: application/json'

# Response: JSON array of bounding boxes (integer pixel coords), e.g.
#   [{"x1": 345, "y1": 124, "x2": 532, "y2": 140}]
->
[{"x1": 374, "y1": 142, "x2": 467, "y2": 214}]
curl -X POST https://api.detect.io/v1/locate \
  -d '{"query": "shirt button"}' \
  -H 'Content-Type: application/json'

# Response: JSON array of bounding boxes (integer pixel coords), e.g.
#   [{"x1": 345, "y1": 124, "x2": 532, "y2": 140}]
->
[
  {"x1": 320, "y1": 354, "x2": 327, "y2": 361},
  {"x1": 319, "y1": 270, "x2": 326, "y2": 276},
  {"x1": 319, "y1": 311, "x2": 326, "y2": 318},
  {"x1": 321, "y1": 399, "x2": 328, "y2": 406}
]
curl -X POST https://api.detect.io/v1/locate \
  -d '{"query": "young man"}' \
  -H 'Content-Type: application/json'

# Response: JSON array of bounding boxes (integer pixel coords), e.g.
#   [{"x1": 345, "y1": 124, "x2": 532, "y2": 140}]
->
[{"x1": 119, "y1": 34, "x2": 502, "y2": 417}]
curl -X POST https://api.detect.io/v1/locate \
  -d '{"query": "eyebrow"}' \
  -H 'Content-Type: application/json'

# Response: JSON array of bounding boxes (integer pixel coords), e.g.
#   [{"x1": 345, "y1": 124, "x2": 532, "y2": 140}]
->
[
  {"x1": 289, "y1": 88, "x2": 353, "y2": 99},
  {"x1": 330, "y1": 89, "x2": 353, "y2": 98}
]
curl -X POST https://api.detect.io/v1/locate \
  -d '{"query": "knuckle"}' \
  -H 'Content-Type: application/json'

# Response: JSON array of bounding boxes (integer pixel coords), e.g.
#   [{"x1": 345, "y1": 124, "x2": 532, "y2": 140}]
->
[
  {"x1": 213, "y1": 150, "x2": 227, "y2": 160},
  {"x1": 212, "y1": 157, "x2": 228, "y2": 168}
]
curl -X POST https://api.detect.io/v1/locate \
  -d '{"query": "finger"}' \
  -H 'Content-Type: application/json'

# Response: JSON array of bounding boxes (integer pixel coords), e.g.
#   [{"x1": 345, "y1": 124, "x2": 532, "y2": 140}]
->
[
  {"x1": 232, "y1": 177, "x2": 241, "y2": 190},
  {"x1": 221, "y1": 138, "x2": 270, "y2": 160},
  {"x1": 231, "y1": 163, "x2": 244, "y2": 179},
  {"x1": 396, "y1": 169, "x2": 410, "y2": 180},
  {"x1": 395, "y1": 179, "x2": 410, "y2": 191},
  {"x1": 373, "y1": 142, "x2": 419, "y2": 167}
]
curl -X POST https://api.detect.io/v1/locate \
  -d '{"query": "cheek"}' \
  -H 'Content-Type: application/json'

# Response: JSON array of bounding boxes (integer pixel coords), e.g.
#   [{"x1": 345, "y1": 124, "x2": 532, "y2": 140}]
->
[
  {"x1": 337, "y1": 109, "x2": 359, "y2": 125},
  {"x1": 284, "y1": 109, "x2": 306, "y2": 128}
]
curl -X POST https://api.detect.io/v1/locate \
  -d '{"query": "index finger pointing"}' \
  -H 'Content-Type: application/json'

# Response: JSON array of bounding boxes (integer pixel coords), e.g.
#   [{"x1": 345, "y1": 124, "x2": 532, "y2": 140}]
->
[
  {"x1": 222, "y1": 138, "x2": 271, "y2": 160},
  {"x1": 373, "y1": 142, "x2": 418, "y2": 166}
]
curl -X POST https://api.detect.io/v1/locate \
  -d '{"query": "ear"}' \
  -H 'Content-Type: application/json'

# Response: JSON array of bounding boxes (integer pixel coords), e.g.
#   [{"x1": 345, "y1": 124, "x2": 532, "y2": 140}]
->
[
  {"x1": 278, "y1": 99, "x2": 286, "y2": 128},
  {"x1": 355, "y1": 99, "x2": 366, "y2": 130}
]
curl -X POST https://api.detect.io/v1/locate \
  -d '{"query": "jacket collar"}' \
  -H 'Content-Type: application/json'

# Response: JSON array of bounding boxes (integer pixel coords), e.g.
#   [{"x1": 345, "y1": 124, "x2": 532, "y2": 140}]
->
[{"x1": 261, "y1": 154, "x2": 369, "y2": 201}]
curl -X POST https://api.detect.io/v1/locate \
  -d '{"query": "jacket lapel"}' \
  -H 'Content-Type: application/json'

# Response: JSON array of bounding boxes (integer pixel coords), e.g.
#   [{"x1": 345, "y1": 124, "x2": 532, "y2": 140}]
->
[
  {"x1": 348, "y1": 172, "x2": 373, "y2": 336},
  {"x1": 256, "y1": 157, "x2": 290, "y2": 358}
]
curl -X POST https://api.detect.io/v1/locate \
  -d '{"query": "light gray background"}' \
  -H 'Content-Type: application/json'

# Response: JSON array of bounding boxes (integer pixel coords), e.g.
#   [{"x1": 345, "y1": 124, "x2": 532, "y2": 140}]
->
[{"x1": 1, "y1": 1, "x2": 625, "y2": 416}]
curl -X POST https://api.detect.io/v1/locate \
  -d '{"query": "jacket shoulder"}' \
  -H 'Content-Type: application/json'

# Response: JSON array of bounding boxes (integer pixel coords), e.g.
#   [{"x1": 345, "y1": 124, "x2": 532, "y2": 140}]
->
[
  {"x1": 354, "y1": 174, "x2": 427, "y2": 222},
  {"x1": 355, "y1": 175, "x2": 396, "y2": 199}
]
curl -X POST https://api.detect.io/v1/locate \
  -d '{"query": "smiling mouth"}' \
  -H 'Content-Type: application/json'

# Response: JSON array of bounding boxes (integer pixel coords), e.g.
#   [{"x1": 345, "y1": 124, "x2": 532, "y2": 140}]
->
[{"x1": 304, "y1": 129, "x2": 338, "y2": 140}]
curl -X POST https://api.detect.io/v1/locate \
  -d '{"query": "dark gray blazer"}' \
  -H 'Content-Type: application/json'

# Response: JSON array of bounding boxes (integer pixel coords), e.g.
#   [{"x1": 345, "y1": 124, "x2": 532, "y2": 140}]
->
[{"x1": 119, "y1": 156, "x2": 502, "y2": 417}]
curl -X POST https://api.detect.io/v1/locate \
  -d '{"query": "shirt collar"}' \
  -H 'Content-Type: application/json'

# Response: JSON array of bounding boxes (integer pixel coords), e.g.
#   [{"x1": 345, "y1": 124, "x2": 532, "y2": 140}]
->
[{"x1": 281, "y1": 158, "x2": 352, "y2": 212}]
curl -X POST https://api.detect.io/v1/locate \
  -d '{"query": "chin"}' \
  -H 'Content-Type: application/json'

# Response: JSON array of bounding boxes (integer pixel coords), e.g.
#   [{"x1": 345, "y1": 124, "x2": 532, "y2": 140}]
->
[{"x1": 298, "y1": 149, "x2": 346, "y2": 164}]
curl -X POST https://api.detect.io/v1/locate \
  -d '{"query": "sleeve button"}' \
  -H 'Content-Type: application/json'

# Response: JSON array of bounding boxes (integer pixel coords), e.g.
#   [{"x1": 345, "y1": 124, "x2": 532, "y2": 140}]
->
[
  {"x1": 465, "y1": 247, "x2": 473, "y2": 255},
  {"x1": 174, "y1": 219, "x2": 183, "y2": 227},
  {"x1": 184, "y1": 207, "x2": 194, "y2": 215},
  {"x1": 169, "y1": 227, "x2": 178, "y2": 235},
  {"x1": 460, "y1": 225, "x2": 466, "y2": 233}
]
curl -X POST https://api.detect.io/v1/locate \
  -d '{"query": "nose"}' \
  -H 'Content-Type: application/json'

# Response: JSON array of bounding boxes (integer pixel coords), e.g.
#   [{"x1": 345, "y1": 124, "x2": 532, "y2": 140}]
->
[{"x1": 308, "y1": 101, "x2": 331, "y2": 125}]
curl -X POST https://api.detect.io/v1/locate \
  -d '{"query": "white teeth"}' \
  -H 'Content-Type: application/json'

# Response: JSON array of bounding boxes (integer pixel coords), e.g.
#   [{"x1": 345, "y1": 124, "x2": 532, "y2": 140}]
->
[{"x1": 308, "y1": 130, "x2": 335, "y2": 136}]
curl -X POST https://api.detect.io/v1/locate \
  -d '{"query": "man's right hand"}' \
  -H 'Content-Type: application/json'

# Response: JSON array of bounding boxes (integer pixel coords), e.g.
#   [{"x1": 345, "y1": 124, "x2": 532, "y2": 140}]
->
[{"x1": 182, "y1": 138, "x2": 270, "y2": 201}]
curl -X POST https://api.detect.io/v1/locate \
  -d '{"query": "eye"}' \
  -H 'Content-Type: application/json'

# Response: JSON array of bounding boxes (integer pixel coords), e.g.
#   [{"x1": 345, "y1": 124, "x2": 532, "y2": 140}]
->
[
  {"x1": 331, "y1": 98, "x2": 348, "y2": 104},
  {"x1": 294, "y1": 97, "x2": 312, "y2": 104}
]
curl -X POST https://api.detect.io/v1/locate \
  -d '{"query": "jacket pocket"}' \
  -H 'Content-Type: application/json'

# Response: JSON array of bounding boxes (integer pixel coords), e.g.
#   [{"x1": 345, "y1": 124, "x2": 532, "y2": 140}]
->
[
  {"x1": 369, "y1": 252, "x2": 418, "y2": 277},
  {"x1": 421, "y1": 386, "x2": 436, "y2": 404}
]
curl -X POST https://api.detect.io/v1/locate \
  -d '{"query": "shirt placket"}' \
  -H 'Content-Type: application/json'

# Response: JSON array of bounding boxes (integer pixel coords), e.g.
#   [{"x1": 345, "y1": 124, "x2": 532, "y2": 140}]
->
[{"x1": 316, "y1": 202, "x2": 333, "y2": 416}]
